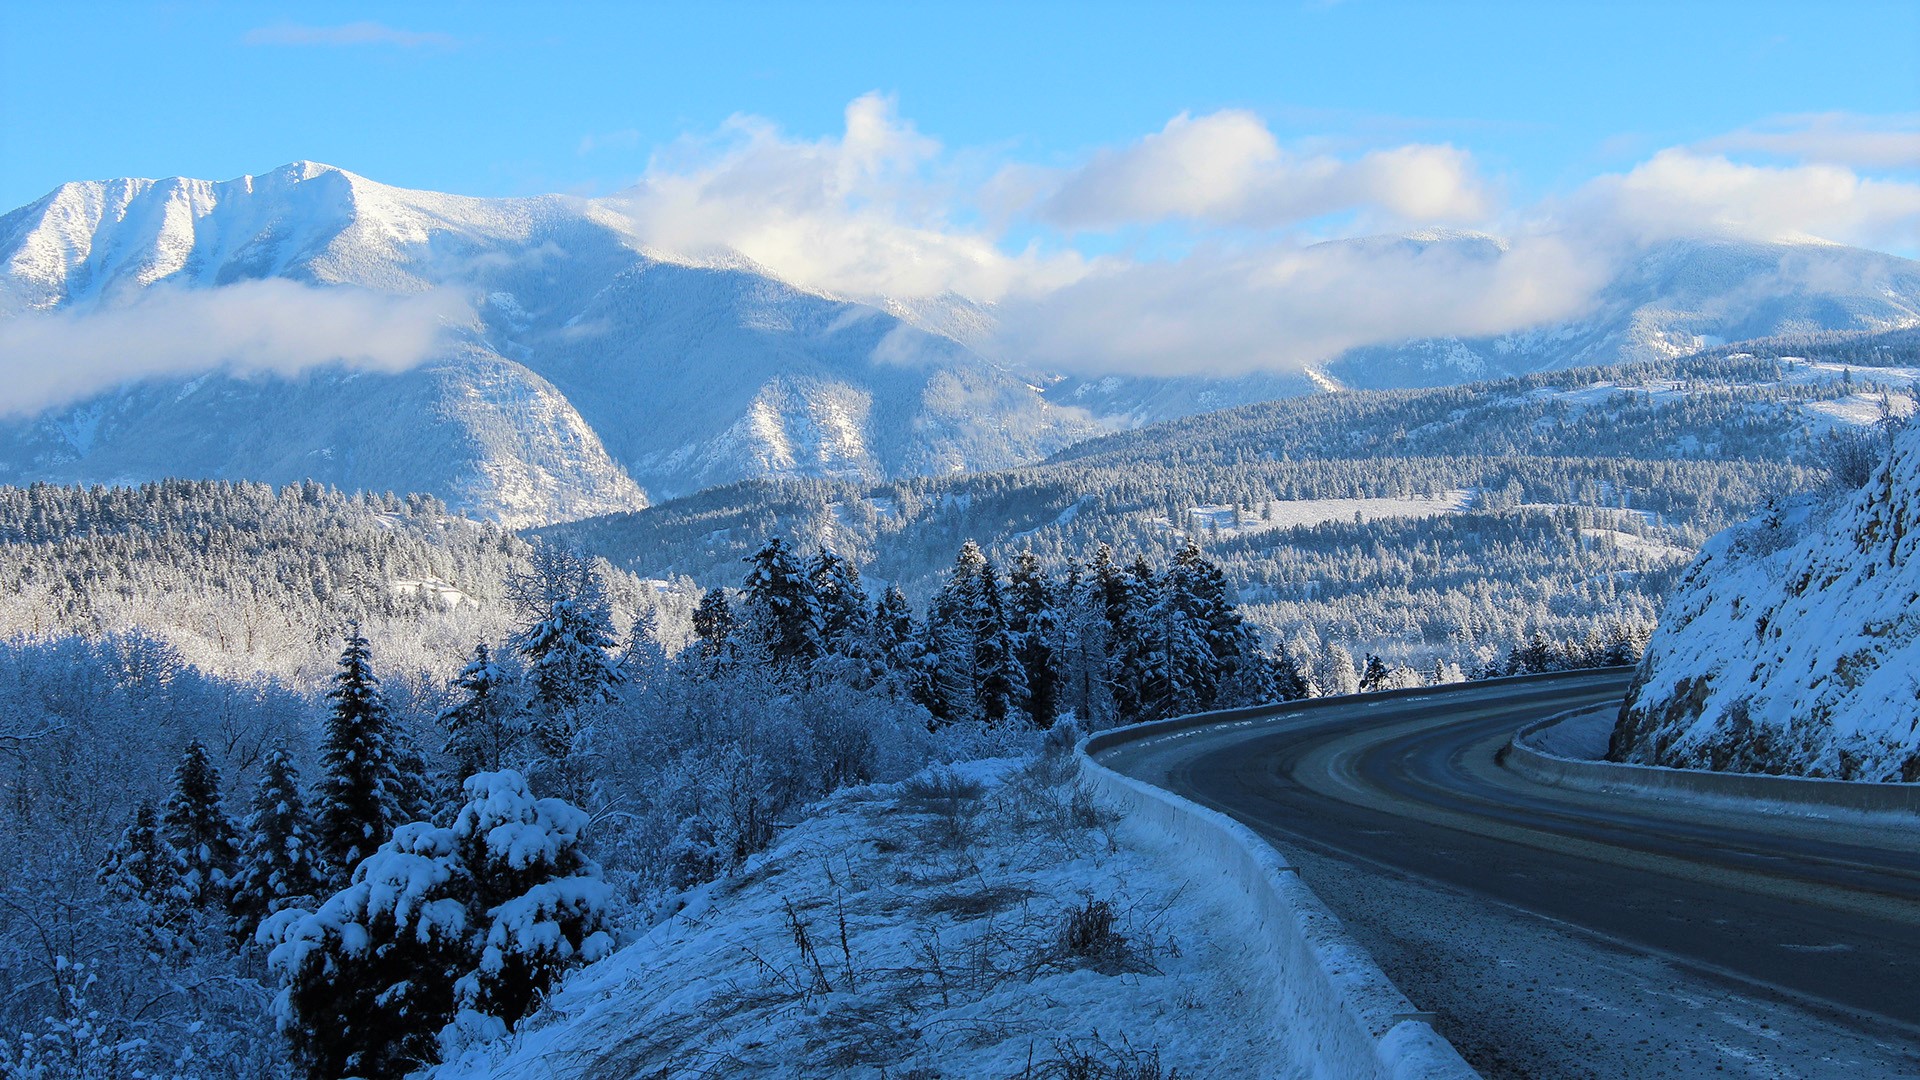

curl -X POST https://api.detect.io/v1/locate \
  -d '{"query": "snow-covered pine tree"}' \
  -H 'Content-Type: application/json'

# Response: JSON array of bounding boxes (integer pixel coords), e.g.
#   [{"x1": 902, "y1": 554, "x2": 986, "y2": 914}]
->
[
  {"x1": 316, "y1": 625, "x2": 406, "y2": 881},
  {"x1": 971, "y1": 553, "x2": 1028, "y2": 727},
  {"x1": 808, "y1": 548, "x2": 869, "y2": 658},
  {"x1": 1124, "y1": 554, "x2": 1179, "y2": 718},
  {"x1": 1008, "y1": 551, "x2": 1061, "y2": 728},
  {"x1": 231, "y1": 746, "x2": 323, "y2": 930},
  {"x1": 1319, "y1": 645, "x2": 1361, "y2": 697},
  {"x1": 161, "y1": 740, "x2": 240, "y2": 910},
  {"x1": 1091, "y1": 544, "x2": 1147, "y2": 722},
  {"x1": 447, "y1": 771, "x2": 613, "y2": 1037},
  {"x1": 515, "y1": 598, "x2": 623, "y2": 751},
  {"x1": 263, "y1": 771, "x2": 610, "y2": 1079},
  {"x1": 440, "y1": 643, "x2": 523, "y2": 780},
  {"x1": 1057, "y1": 559, "x2": 1116, "y2": 727},
  {"x1": 1359, "y1": 654, "x2": 1392, "y2": 692},
  {"x1": 1271, "y1": 642, "x2": 1315, "y2": 701},
  {"x1": 620, "y1": 607, "x2": 671, "y2": 693},
  {"x1": 740, "y1": 537, "x2": 820, "y2": 673},
  {"x1": 870, "y1": 584, "x2": 920, "y2": 696},
  {"x1": 691, "y1": 586, "x2": 736, "y2": 666},
  {"x1": 99, "y1": 800, "x2": 188, "y2": 941}
]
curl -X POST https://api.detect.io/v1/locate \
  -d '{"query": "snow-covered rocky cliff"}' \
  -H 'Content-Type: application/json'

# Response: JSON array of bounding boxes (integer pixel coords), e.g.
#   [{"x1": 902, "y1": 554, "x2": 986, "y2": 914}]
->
[{"x1": 1611, "y1": 416, "x2": 1920, "y2": 780}]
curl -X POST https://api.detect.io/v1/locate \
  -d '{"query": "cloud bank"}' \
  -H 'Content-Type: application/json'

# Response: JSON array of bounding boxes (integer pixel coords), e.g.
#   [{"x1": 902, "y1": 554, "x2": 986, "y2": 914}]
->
[
  {"x1": 594, "y1": 98, "x2": 1919, "y2": 377},
  {"x1": 0, "y1": 282, "x2": 471, "y2": 416}
]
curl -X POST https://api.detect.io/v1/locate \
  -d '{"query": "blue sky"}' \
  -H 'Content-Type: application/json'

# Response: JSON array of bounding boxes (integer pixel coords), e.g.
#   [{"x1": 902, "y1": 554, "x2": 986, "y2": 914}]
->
[
  {"x1": 3, "y1": 1, "x2": 1914, "y2": 212},
  {"x1": 3, "y1": 2, "x2": 1918, "y2": 383}
]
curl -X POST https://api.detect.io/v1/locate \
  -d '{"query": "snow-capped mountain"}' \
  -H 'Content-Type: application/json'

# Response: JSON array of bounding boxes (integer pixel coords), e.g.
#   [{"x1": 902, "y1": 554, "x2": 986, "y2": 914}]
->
[
  {"x1": 3, "y1": 162, "x2": 1919, "y2": 523},
  {"x1": 0, "y1": 162, "x2": 1094, "y2": 524},
  {"x1": 1326, "y1": 233, "x2": 1920, "y2": 392},
  {"x1": 1611, "y1": 417, "x2": 1920, "y2": 781}
]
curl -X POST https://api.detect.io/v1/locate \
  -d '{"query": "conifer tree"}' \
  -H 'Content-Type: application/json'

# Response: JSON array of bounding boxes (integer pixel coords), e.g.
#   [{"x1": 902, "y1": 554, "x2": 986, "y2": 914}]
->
[
  {"x1": 232, "y1": 746, "x2": 323, "y2": 929},
  {"x1": 99, "y1": 801, "x2": 187, "y2": 936},
  {"x1": 1271, "y1": 643, "x2": 1315, "y2": 701},
  {"x1": 691, "y1": 587, "x2": 736, "y2": 664},
  {"x1": 316, "y1": 624, "x2": 405, "y2": 879},
  {"x1": 264, "y1": 771, "x2": 610, "y2": 1080},
  {"x1": 1008, "y1": 551, "x2": 1060, "y2": 728},
  {"x1": 1359, "y1": 654, "x2": 1392, "y2": 693},
  {"x1": 971, "y1": 554, "x2": 1028, "y2": 726},
  {"x1": 440, "y1": 643, "x2": 521, "y2": 779},
  {"x1": 809, "y1": 547, "x2": 869, "y2": 657},
  {"x1": 741, "y1": 537, "x2": 819, "y2": 671},
  {"x1": 161, "y1": 740, "x2": 239, "y2": 909}
]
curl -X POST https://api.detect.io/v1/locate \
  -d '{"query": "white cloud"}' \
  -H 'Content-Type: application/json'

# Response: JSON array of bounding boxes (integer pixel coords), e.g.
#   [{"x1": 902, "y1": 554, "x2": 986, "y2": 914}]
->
[
  {"x1": 1035, "y1": 110, "x2": 1492, "y2": 231},
  {"x1": 0, "y1": 282, "x2": 471, "y2": 416},
  {"x1": 586, "y1": 100, "x2": 1920, "y2": 378},
  {"x1": 241, "y1": 22, "x2": 459, "y2": 48},
  {"x1": 995, "y1": 233, "x2": 1608, "y2": 376},
  {"x1": 1570, "y1": 148, "x2": 1920, "y2": 250},
  {"x1": 606, "y1": 93, "x2": 1086, "y2": 301},
  {"x1": 1698, "y1": 113, "x2": 1920, "y2": 170}
]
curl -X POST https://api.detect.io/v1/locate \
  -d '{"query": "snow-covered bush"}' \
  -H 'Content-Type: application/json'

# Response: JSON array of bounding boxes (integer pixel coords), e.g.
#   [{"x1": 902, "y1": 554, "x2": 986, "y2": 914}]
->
[{"x1": 263, "y1": 771, "x2": 610, "y2": 1079}]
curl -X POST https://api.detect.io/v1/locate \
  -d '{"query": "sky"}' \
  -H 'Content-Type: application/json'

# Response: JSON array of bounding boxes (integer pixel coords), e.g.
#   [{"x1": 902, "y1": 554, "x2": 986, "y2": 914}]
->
[{"x1": 1, "y1": 1, "x2": 1918, "y2": 394}]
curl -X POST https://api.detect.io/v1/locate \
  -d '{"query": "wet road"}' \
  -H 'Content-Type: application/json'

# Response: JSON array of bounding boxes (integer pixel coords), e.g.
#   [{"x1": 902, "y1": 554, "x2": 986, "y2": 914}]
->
[{"x1": 1095, "y1": 672, "x2": 1920, "y2": 1076}]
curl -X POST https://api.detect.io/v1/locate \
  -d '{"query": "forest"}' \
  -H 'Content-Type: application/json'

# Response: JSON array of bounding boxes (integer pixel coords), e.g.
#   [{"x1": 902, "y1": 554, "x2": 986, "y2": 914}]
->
[{"x1": 6, "y1": 520, "x2": 1627, "y2": 1079}]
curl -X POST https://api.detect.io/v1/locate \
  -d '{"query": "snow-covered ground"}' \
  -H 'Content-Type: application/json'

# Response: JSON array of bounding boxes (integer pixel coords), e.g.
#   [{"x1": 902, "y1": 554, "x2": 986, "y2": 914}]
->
[
  {"x1": 438, "y1": 756, "x2": 1307, "y2": 1079},
  {"x1": 1168, "y1": 490, "x2": 1475, "y2": 538},
  {"x1": 1616, "y1": 416, "x2": 1920, "y2": 779}
]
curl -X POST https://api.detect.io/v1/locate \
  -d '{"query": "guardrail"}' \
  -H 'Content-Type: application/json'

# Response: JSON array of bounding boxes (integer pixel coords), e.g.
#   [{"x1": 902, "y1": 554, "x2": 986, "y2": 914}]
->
[{"x1": 1508, "y1": 706, "x2": 1920, "y2": 818}]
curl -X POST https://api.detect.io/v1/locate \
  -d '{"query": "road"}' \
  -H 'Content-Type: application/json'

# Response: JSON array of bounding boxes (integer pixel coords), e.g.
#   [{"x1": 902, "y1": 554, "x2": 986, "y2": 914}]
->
[{"x1": 1095, "y1": 671, "x2": 1920, "y2": 1078}]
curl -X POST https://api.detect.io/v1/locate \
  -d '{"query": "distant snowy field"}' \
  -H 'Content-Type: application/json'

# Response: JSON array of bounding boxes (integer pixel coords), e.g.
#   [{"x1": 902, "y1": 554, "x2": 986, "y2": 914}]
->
[
  {"x1": 1171, "y1": 489, "x2": 1475, "y2": 537},
  {"x1": 438, "y1": 758, "x2": 1306, "y2": 1079}
]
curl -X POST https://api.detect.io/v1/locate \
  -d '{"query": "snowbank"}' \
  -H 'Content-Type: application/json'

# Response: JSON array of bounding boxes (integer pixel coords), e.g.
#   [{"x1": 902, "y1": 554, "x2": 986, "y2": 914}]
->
[
  {"x1": 1614, "y1": 418, "x2": 1920, "y2": 780},
  {"x1": 435, "y1": 756, "x2": 1316, "y2": 1078},
  {"x1": 1080, "y1": 719, "x2": 1478, "y2": 1080}
]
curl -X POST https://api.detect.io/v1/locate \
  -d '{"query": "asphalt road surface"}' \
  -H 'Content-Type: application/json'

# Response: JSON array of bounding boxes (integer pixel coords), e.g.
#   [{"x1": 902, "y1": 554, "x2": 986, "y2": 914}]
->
[{"x1": 1096, "y1": 672, "x2": 1920, "y2": 1078}]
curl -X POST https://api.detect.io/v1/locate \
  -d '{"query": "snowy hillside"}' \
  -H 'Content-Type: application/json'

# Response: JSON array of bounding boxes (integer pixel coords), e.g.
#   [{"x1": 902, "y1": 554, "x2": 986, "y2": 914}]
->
[
  {"x1": 0, "y1": 163, "x2": 1094, "y2": 522},
  {"x1": 438, "y1": 759, "x2": 1304, "y2": 1080},
  {"x1": 1612, "y1": 414, "x2": 1920, "y2": 780}
]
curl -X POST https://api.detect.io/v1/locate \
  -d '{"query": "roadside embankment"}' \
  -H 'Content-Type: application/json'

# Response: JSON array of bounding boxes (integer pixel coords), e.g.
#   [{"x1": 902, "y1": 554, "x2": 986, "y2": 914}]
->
[{"x1": 1082, "y1": 714, "x2": 1481, "y2": 1080}]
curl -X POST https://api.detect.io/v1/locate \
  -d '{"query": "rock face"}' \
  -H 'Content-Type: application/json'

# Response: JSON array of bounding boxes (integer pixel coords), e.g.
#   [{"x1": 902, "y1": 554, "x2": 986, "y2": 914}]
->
[{"x1": 1612, "y1": 420, "x2": 1920, "y2": 781}]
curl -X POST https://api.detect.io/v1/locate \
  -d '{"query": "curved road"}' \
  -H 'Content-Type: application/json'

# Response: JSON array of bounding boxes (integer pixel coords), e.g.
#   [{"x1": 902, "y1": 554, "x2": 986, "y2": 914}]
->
[{"x1": 1096, "y1": 672, "x2": 1920, "y2": 1077}]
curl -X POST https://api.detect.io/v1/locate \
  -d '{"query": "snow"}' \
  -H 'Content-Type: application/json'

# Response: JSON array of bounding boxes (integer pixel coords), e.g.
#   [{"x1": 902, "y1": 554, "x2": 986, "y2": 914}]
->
[
  {"x1": 434, "y1": 757, "x2": 1310, "y2": 1079},
  {"x1": 1160, "y1": 490, "x2": 1474, "y2": 538},
  {"x1": 1618, "y1": 417, "x2": 1920, "y2": 779}
]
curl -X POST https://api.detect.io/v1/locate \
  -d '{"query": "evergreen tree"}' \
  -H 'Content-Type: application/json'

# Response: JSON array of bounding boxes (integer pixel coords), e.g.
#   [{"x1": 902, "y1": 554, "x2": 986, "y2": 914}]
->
[
  {"x1": 440, "y1": 643, "x2": 522, "y2": 779},
  {"x1": 808, "y1": 548, "x2": 869, "y2": 657},
  {"x1": 99, "y1": 801, "x2": 188, "y2": 935},
  {"x1": 1359, "y1": 654, "x2": 1392, "y2": 693},
  {"x1": 1008, "y1": 551, "x2": 1061, "y2": 728},
  {"x1": 1271, "y1": 643, "x2": 1314, "y2": 701},
  {"x1": 232, "y1": 747, "x2": 323, "y2": 929},
  {"x1": 691, "y1": 587, "x2": 736, "y2": 664},
  {"x1": 316, "y1": 625, "x2": 406, "y2": 880},
  {"x1": 1091, "y1": 544, "x2": 1146, "y2": 722},
  {"x1": 264, "y1": 771, "x2": 611, "y2": 1080},
  {"x1": 161, "y1": 740, "x2": 239, "y2": 909},
  {"x1": 741, "y1": 538, "x2": 819, "y2": 671},
  {"x1": 971, "y1": 555, "x2": 1028, "y2": 726}
]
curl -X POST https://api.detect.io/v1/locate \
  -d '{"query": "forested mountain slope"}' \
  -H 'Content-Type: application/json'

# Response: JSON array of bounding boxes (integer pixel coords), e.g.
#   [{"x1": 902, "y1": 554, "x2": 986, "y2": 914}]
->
[
  {"x1": 541, "y1": 338, "x2": 1914, "y2": 673},
  {"x1": 0, "y1": 479, "x2": 687, "y2": 686},
  {"x1": 1611, "y1": 411, "x2": 1920, "y2": 781}
]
